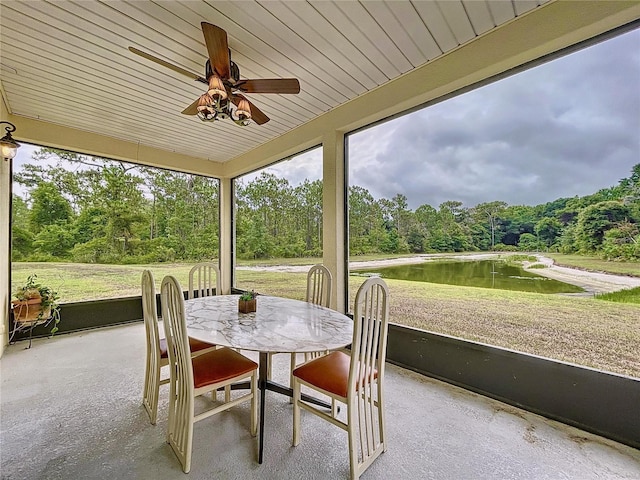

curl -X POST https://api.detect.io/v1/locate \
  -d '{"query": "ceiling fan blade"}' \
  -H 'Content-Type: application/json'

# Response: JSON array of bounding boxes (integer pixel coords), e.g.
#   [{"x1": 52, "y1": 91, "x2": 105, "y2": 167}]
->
[
  {"x1": 128, "y1": 47, "x2": 207, "y2": 85},
  {"x1": 233, "y1": 94, "x2": 270, "y2": 125},
  {"x1": 237, "y1": 79, "x2": 301, "y2": 94},
  {"x1": 181, "y1": 98, "x2": 200, "y2": 115},
  {"x1": 202, "y1": 22, "x2": 230, "y2": 80}
]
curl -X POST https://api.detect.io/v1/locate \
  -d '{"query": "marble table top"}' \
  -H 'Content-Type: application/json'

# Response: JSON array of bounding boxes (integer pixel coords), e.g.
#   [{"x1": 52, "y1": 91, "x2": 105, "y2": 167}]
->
[{"x1": 184, "y1": 295, "x2": 353, "y2": 354}]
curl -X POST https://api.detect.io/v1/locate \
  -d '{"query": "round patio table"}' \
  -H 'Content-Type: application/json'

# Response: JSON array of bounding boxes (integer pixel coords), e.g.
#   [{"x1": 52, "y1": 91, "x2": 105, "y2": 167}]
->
[{"x1": 184, "y1": 294, "x2": 353, "y2": 464}]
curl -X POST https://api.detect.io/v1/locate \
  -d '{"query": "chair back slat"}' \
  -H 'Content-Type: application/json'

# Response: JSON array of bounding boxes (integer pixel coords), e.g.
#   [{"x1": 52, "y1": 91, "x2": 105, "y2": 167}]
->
[
  {"x1": 306, "y1": 264, "x2": 332, "y2": 308},
  {"x1": 349, "y1": 277, "x2": 389, "y2": 468},
  {"x1": 141, "y1": 270, "x2": 160, "y2": 362},
  {"x1": 141, "y1": 269, "x2": 162, "y2": 423},
  {"x1": 161, "y1": 275, "x2": 195, "y2": 465},
  {"x1": 188, "y1": 262, "x2": 221, "y2": 299}
]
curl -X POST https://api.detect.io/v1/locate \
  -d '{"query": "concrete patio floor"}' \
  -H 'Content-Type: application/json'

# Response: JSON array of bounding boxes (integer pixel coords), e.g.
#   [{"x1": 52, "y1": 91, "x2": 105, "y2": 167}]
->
[{"x1": 1, "y1": 322, "x2": 639, "y2": 480}]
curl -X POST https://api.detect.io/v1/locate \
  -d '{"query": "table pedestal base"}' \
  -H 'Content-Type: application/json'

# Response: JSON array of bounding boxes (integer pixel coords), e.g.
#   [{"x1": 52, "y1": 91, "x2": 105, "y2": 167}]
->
[{"x1": 229, "y1": 352, "x2": 335, "y2": 464}]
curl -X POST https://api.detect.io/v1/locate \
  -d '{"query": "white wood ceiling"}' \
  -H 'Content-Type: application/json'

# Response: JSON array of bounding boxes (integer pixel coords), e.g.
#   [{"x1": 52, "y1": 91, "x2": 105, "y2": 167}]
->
[{"x1": 0, "y1": 0, "x2": 548, "y2": 163}]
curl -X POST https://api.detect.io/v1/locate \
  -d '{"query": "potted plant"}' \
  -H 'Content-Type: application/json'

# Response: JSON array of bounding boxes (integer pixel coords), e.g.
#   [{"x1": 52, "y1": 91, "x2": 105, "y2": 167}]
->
[
  {"x1": 238, "y1": 290, "x2": 257, "y2": 313},
  {"x1": 12, "y1": 274, "x2": 61, "y2": 335}
]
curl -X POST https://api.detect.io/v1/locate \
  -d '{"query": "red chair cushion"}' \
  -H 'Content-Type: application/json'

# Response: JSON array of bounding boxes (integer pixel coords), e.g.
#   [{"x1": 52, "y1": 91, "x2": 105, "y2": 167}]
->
[
  {"x1": 192, "y1": 348, "x2": 258, "y2": 389},
  {"x1": 159, "y1": 337, "x2": 215, "y2": 359},
  {"x1": 189, "y1": 337, "x2": 216, "y2": 353},
  {"x1": 293, "y1": 351, "x2": 378, "y2": 398},
  {"x1": 159, "y1": 338, "x2": 168, "y2": 359}
]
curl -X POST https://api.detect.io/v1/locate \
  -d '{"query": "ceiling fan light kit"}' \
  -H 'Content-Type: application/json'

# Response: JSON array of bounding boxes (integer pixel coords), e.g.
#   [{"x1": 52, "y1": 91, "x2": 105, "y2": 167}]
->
[
  {"x1": 196, "y1": 93, "x2": 219, "y2": 121},
  {"x1": 130, "y1": 22, "x2": 300, "y2": 127},
  {"x1": 234, "y1": 98, "x2": 252, "y2": 126},
  {"x1": 207, "y1": 74, "x2": 227, "y2": 100},
  {"x1": 196, "y1": 92, "x2": 251, "y2": 126}
]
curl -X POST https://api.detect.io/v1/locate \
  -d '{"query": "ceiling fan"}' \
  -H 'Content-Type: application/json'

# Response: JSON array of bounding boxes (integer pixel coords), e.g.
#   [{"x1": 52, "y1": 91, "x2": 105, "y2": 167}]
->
[{"x1": 129, "y1": 22, "x2": 300, "y2": 126}]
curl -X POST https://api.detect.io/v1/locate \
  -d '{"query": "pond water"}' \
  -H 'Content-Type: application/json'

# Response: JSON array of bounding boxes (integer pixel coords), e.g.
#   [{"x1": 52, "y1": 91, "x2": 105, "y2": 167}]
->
[{"x1": 355, "y1": 260, "x2": 584, "y2": 294}]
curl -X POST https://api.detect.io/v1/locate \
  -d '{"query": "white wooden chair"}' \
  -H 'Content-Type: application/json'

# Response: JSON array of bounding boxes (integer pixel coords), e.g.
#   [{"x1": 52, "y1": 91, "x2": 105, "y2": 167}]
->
[
  {"x1": 292, "y1": 277, "x2": 390, "y2": 480},
  {"x1": 141, "y1": 270, "x2": 216, "y2": 425},
  {"x1": 290, "y1": 264, "x2": 333, "y2": 381},
  {"x1": 160, "y1": 275, "x2": 258, "y2": 473},
  {"x1": 267, "y1": 264, "x2": 333, "y2": 382},
  {"x1": 188, "y1": 262, "x2": 221, "y2": 299}
]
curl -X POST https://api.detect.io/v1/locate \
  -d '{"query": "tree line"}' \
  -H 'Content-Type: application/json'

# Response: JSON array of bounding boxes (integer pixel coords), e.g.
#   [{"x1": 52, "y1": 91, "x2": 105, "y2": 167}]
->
[
  {"x1": 11, "y1": 149, "x2": 639, "y2": 263},
  {"x1": 349, "y1": 164, "x2": 639, "y2": 261}
]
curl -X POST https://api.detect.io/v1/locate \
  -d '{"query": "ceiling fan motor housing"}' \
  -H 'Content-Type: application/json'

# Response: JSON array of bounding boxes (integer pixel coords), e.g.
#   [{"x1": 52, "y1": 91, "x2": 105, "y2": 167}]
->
[{"x1": 205, "y1": 59, "x2": 240, "y2": 84}]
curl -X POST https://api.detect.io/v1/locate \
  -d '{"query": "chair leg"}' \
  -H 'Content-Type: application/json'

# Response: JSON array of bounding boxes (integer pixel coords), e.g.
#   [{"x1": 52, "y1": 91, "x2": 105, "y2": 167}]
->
[
  {"x1": 289, "y1": 353, "x2": 297, "y2": 404},
  {"x1": 251, "y1": 372, "x2": 258, "y2": 437},
  {"x1": 224, "y1": 384, "x2": 231, "y2": 403},
  {"x1": 292, "y1": 379, "x2": 301, "y2": 446},
  {"x1": 180, "y1": 412, "x2": 194, "y2": 474},
  {"x1": 167, "y1": 378, "x2": 194, "y2": 473},
  {"x1": 347, "y1": 399, "x2": 359, "y2": 480},
  {"x1": 378, "y1": 381, "x2": 387, "y2": 452}
]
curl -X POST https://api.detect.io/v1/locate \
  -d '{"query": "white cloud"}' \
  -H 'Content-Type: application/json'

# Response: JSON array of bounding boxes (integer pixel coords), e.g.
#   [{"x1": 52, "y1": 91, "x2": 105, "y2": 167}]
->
[{"x1": 348, "y1": 29, "x2": 640, "y2": 209}]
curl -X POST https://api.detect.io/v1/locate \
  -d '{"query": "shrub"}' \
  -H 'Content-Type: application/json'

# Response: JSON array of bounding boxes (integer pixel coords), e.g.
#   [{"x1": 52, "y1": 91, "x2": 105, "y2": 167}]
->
[
  {"x1": 518, "y1": 233, "x2": 540, "y2": 252},
  {"x1": 71, "y1": 238, "x2": 110, "y2": 263},
  {"x1": 508, "y1": 254, "x2": 538, "y2": 262},
  {"x1": 493, "y1": 243, "x2": 517, "y2": 252},
  {"x1": 24, "y1": 253, "x2": 61, "y2": 262}
]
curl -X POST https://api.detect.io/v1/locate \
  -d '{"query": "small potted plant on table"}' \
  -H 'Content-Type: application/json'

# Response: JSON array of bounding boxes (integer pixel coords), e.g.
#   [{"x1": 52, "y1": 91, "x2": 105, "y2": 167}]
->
[
  {"x1": 238, "y1": 290, "x2": 257, "y2": 313},
  {"x1": 11, "y1": 274, "x2": 61, "y2": 341}
]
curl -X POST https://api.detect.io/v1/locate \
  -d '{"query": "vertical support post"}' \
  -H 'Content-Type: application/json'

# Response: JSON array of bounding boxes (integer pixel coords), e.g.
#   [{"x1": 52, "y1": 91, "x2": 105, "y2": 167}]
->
[
  {"x1": 0, "y1": 104, "x2": 13, "y2": 356},
  {"x1": 322, "y1": 131, "x2": 346, "y2": 313},
  {"x1": 219, "y1": 176, "x2": 234, "y2": 295}
]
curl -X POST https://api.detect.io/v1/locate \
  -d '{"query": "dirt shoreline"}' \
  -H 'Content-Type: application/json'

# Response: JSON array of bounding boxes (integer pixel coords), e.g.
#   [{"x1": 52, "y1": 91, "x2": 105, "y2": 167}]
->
[{"x1": 238, "y1": 253, "x2": 640, "y2": 295}]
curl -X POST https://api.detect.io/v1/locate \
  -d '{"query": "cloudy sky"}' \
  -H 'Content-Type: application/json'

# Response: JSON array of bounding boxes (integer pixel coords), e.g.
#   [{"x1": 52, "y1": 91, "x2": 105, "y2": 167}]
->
[{"x1": 262, "y1": 28, "x2": 640, "y2": 210}]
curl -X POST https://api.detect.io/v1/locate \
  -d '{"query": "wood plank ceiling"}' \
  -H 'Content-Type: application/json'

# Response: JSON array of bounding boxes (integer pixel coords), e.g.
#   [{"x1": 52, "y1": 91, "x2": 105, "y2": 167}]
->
[{"x1": 0, "y1": 0, "x2": 547, "y2": 164}]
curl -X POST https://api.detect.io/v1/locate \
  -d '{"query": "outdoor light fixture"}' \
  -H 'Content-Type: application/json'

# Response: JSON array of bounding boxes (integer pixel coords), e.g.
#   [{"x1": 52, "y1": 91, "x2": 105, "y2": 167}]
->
[
  {"x1": 207, "y1": 74, "x2": 227, "y2": 101},
  {"x1": 232, "y1": 98, "x2": 252, "y2": 126},
  {"x1": 197, "y1": 93, "x2": 217, "y2": 121},
  {"x1": 0, "y1": 121, "x2": 20, "y2": 161},
  {"x1": 196, "y1": 82, "x2": 251, "y2": 126}
]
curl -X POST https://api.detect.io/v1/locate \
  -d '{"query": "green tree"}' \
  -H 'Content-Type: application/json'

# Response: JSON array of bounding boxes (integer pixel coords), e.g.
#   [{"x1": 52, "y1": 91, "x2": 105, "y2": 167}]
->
[
  {"x1": 72, "y1": 206, "x2": 107, "y2": 245},
  {"x1": 294, "y1": 179, "x2": 323, "y2": 254},
  {"x1": 11, "y1": 228, "x2": 34, "y2": 261},
  {"x1": 348, "y1": 186, "x2": 387, "y2": 254},
  {"x1": 437, "y1": 201, "x2": 472, "y2": 252},
  {"x1": 380, "y1": 228, "x2": 400, "y2": 253},
  {"x1": 474, "y1": 201, "x2": 507, "y2": 249},
  {"x1": 535, "y1": 217, "x2": 562, "y2": 248},
  {"x1": 33, "y1": 224, "x2": 75, "y2": 258},
  {"x1": 575, "y1": 201, "x2": 631, "y2": 251},
  {"x1": 500, "y1": 205, "x2": 536, "y2": 246},
  {"x1": 518, "y1": 233, "x2": 540, "y2": 251},
  {"x1": 11, "y1": 195, "x2": 30, "y2": 230},
  {"x1": 29, "y1": 182, "x2": 73, "y2": 233},
  {"x1": 601, "y1": 222, "x2": 640, "y2": 260}
]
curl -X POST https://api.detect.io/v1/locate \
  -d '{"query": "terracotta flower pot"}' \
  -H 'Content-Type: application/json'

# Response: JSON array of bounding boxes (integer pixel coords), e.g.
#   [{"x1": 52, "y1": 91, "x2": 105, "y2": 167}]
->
[
  {"x1": 238, "y1": 299, "x2": 256, "y2": 313},
  {"x1": 11, "y1": 298, "x2": 51, "y2": 323}
]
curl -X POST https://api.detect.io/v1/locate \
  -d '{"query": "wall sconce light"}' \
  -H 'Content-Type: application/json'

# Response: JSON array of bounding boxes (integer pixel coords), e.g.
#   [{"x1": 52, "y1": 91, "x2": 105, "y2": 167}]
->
[{"x1": 0, "y1": 122, "x2": 20, "y2": 161}]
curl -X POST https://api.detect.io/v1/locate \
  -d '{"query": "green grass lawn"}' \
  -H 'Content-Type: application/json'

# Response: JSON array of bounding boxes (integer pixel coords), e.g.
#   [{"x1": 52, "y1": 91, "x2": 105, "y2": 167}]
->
[
  {"x1": 545, "y1": 253, "x2": 640, "y2": 277},
  {"x1": 595, "y1": 286, "x2": 640, "y2": 304},
  {"x1": 11, "y1": 257, "x2": 640, "y2": 379}
]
